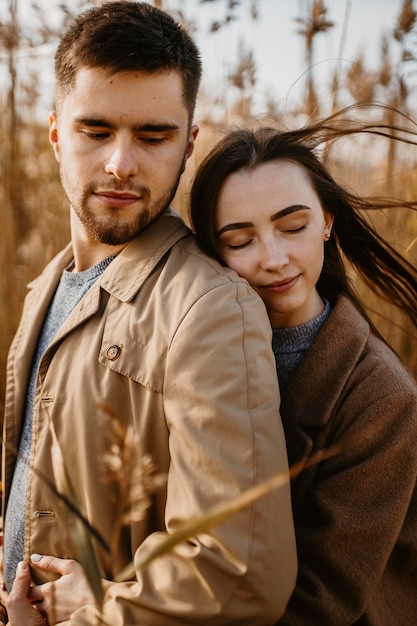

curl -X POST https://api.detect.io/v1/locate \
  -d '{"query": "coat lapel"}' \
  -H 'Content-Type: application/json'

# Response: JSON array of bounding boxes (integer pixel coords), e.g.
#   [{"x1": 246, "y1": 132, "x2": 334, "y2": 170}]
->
[{"x1": 280, "y1": 297, "x2": 370, "y2": 475}]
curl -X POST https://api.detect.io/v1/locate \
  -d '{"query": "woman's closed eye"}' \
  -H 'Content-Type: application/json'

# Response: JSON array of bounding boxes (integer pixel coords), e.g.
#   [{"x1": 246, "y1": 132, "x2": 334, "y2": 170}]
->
[
  {"x1": 226, "y1": 240, "x2": 253, "y2": 250},
  {"x1": 217, "y1": 233, "x2": 255, "y2": 250},
  {"x1": 225, "y1": 223, "x2": 307, "y2": 248},
  {"x1": 282, "y1": 224, "x2": 307, "y2": 234}
]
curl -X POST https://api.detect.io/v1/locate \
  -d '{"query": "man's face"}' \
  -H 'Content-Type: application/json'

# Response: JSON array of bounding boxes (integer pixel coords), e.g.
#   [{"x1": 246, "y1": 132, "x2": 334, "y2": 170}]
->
[{"x1": 49, "y1": 67, "x2": 198, "y2": 245}]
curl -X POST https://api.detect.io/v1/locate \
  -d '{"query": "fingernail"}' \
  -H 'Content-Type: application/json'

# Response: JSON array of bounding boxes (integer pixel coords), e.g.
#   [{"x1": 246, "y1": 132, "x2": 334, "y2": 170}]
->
[
  {"x1": 17, "y1": 561, "x2": 28, "y2": 572},
  {"x1": 30, "y1": 553, "x2": 43, "y2": 563}
]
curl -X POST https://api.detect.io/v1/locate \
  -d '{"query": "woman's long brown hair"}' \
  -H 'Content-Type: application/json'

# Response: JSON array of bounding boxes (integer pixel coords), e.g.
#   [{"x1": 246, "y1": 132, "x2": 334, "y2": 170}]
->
[{"x1": 189, "y1": 105, "x2": 417, "y2": 329}]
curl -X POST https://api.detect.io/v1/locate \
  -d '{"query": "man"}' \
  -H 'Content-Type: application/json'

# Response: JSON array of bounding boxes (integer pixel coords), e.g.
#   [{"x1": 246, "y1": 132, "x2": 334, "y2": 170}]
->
[{"x1": 0, "y1": 2, "x2": 296, "y2": 624}]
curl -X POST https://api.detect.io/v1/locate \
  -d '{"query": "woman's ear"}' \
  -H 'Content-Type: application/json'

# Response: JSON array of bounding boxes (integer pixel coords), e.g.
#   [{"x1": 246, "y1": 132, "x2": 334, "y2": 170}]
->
[{"x1": 324, "y1": 213, "x2": 334, "y2": 240}]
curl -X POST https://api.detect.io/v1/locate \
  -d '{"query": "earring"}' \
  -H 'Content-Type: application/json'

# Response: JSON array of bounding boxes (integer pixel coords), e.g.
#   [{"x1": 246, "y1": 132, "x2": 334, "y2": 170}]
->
[{"x1": 324, "y1": 232, "x2": 331, "y2": 241}]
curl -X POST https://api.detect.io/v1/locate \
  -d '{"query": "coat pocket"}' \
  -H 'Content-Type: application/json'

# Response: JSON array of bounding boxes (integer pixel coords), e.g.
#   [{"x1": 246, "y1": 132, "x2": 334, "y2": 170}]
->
[{"x1": 99, "y1": 332, "x2": 166, "y2": 393}]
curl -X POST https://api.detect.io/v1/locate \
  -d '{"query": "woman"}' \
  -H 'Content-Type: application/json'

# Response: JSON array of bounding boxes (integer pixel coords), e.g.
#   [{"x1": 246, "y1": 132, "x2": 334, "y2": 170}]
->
[{"x1": 189, "y1": 115, "x2": 417, "y2": 625}]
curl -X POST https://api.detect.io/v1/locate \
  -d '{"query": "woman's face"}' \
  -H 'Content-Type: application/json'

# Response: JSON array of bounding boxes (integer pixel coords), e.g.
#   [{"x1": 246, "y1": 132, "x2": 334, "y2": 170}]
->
[{"x1": 215, "y1": 159, "x2": 334, "y2": 328}]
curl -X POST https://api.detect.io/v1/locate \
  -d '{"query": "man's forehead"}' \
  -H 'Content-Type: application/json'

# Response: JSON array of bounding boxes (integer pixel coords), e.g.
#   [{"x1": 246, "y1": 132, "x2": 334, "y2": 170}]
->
[
  {"x1": 58, "y1": 67, "x2": 188, "y2": 121},
  {"x1": 57, "y1": 66, "x2": 186, "y2": 105}
]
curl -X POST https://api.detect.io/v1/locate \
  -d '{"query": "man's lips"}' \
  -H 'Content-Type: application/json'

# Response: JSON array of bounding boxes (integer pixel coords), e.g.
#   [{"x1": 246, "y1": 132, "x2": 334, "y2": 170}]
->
[{"x1": 94, "y1": 190, "x2": 141, "y2": 207}]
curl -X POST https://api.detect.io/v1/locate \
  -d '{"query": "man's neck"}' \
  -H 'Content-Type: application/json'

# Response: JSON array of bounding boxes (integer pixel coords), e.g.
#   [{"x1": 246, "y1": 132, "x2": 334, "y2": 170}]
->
[
  {"x1": 71, "y1": 242, "x2": 126, "y2": 272},
  {"x1": 70, "y1": 208, "x2": 127, "y2": 272}
]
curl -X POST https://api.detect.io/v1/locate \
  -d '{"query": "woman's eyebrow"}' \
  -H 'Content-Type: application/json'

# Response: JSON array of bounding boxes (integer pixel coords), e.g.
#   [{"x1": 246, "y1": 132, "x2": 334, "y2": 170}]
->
[
  {"x1": 270, "y1": 205, "x2": 310, "y2": 222},
  {"x1": 217, "y1": 221, "x2": 253, "y2": 236},
  {"x1": 217, "y1": 204, "x2": 310, "y2": 236}
]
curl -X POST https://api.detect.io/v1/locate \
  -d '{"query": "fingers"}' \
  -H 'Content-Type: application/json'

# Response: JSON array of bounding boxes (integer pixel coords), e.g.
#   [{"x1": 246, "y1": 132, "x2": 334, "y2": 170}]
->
[
  {"x1": 30, "y1": 553, "x2": 75, "y2": 575},
  {"x1": 27, "y1": 584, "x2": 43, "y2": 604},
  {"x1": 0, "y1": 585, "x2": 9, "y2": 608},
  {"x1": 7, "y1": 563, "x2": 47, "y2": 626},
  {"x1": 29, "y1": 558, "x2": 96, "y2": 625},
  {"x1": 7, "y1": 561, "x2": 32, "y2": 613},
  {"x1": 0, "y1": 540, "x2": 6, "y2": 597},
  {"x1": 9, "y1": 561, "x2": 31, "y2": 597},
  {"x1": 28, "y1": 554, "x2": 64, "y2": 603}
]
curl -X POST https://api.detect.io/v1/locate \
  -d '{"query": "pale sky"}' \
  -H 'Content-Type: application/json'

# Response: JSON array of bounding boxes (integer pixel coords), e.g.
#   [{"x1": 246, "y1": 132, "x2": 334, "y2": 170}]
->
[
  {"x1": 185, "y1": 0, "x2": 410, "y2": 117},
  {"x1": 0, "y1": 0, "x2": 413, "y2": 120}
]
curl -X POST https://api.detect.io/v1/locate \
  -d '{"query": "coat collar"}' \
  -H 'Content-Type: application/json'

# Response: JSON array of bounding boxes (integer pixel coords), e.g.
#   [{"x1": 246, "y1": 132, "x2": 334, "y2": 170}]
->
[
  {"x1": 279, "y1": 297, "x2": 372, "y2": 473},
  {"x1": 281, "y1": 296, "x2": 371, "y2": 430},
  {"x1": 25, "y1": 208, "x2": 190, "y2": 347},
  {"x1": 29, "y1": 208, "x2": 190, "y2": 299},
  {"x1": 3, "y1": 210, "x2": 191, "y2": 471},
  {"x1": 100, "y1": 209, "x2": 190, "y2": 302}
]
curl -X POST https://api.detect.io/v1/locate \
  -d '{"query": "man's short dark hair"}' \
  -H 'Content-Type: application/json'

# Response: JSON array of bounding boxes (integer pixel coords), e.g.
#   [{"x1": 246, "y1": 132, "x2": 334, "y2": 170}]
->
[{"x1": 54, "y1": 1, "x2": 202, "y2": 119}]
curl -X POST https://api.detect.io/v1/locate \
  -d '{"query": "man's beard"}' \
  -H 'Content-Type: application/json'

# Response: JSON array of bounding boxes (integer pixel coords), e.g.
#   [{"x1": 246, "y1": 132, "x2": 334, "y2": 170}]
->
[{"x1": 62, "y1": 169, "x2": 183, "y2": 246}]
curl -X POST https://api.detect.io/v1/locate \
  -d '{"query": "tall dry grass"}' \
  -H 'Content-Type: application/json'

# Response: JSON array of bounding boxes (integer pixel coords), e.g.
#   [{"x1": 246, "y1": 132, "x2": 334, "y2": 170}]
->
[
  {"x1": 0, "y1": 116, "x2": 417, "y2": 420},
  {"x1": 0, "y1": 121, "x2": 70, "y2": 414},
  {"x1": 1, "y1": 117, "x2": 417, "y2": 420},
  {"x1": 1, "y1": 0, "x2": 417, "y2": 414}
]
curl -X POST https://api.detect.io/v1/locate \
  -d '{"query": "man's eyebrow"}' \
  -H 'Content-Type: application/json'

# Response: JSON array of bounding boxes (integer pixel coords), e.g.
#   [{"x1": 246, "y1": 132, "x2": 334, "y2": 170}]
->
[
  {"x1": 74, "y1": 118, "x2": 179, "y2": 133},
  {"x1": 135, "y1": 123, "x2": 180, "y2": 133},
  {"x1": 74, "y1": 117, "x2": 112, "y2": 128},
  {"x1": 217, "y1": 205, "x2": 310, "y2": 237}
]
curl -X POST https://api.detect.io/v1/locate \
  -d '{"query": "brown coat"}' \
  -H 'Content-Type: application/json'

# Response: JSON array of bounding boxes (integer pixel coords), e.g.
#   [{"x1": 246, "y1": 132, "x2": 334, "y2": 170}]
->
[{"x1": 278, "y1": 296, "x2": 417, "y2": 625}]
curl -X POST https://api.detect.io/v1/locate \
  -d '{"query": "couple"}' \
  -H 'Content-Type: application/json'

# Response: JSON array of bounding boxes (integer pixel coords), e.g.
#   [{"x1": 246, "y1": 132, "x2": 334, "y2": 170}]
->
[{"x1": 1, "y1": 2, "x2": 417, "y2": 625}]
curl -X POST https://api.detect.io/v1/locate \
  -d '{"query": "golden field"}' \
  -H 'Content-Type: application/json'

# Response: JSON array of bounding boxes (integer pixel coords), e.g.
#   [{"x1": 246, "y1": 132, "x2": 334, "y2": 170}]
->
[{"x1": 1, "y1": 0, "x2": 417, "y2": 415}]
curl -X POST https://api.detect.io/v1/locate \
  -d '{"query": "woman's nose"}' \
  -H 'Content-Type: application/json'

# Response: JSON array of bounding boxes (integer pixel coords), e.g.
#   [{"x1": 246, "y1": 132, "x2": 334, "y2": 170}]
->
[{"x1": 260, "y1": 240, "x2": 289, "y2": 270}]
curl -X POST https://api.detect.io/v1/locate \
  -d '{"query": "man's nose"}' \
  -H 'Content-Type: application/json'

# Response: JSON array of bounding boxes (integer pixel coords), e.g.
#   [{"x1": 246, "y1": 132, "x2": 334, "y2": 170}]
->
[{"x1": 105, "y1": 141, "x2": 139, "y2": 179}]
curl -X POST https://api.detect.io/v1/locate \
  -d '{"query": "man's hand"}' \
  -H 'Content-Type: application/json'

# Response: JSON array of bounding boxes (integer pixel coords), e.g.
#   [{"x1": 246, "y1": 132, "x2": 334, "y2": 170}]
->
[
  {"x1": 0, "y1": 587, "x2": 8, "y2": 626},
  {"x1": 0, "y1": 532, "x2": 8, "y2": 624},
  {"x1": 3, "y1": 561, "x2": 45, "y2": 626},
  {"x1": 28, "y1": 554, "x2": 102, "y2": 624}
]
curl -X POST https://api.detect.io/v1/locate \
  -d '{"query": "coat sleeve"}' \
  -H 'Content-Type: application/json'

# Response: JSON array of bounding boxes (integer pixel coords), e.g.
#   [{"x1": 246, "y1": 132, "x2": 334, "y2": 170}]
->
[
  {"x1": 69, "y1": 279, "x2": 297, "y2": 625},
  {"x1": 278, "y1": 376, "x2": 417, "y2": 625}
]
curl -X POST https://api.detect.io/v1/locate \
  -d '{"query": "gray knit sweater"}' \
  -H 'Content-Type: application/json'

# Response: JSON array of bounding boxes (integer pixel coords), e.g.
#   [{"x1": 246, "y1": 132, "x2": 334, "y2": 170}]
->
[{"x1": 272, "y1": 300, "x2": 331, "y2": 393}]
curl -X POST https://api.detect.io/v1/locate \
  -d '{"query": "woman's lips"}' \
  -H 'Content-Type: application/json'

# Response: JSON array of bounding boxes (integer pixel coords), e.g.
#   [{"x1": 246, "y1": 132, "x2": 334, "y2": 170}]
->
[{"x1": 260, "y1": 275, "x2": 299, "y2": 294}]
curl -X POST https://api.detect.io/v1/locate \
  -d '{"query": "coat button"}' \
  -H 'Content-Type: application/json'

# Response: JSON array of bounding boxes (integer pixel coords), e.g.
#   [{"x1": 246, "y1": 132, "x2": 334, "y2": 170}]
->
[{"x1": 106, "y1": 345, "x2": 122, "y2": 361}]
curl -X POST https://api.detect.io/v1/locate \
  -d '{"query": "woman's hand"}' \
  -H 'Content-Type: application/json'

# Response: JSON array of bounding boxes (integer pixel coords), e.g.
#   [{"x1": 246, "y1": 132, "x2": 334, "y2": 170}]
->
[
  {"x1": 0, "y1": 603, "x2": 7, "y2": 626},
  {"x1": 28, "y1": 554, "x2": 106, "y2": 624},
  {"x1": 4, "y1": 561, "x2": 46, "y2": 625},
  {"x1": 0, "y1": 532, "x2": 8, "y2": 625}
]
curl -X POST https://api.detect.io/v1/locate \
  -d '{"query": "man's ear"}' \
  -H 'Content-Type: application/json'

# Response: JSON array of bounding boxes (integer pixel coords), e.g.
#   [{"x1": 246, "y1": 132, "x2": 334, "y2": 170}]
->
[
  {"x1": 186, "y1": 124, "x2": 199, "y2": 159},
  {"x1": 181, "y1": 124, "x2": 199, "y2": 173},
  {"x1": 49, "y1": 111, "x2": 60, "y2": 163}
]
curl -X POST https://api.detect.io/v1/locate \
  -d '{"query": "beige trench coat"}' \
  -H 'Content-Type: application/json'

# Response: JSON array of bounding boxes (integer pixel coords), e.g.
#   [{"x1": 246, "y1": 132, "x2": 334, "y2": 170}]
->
[{"x1": 2, "y1": 210, "x2": 296, "y2": 625}]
